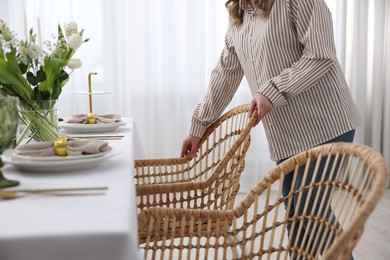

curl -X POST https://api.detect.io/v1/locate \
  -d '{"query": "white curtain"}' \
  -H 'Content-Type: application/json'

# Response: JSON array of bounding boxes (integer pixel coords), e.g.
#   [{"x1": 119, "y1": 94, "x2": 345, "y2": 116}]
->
[
  {"x1": 2, "y1": 0, "x2": 389, "y2": 190},
  {"x1": 332, "y1": 0, "x2": 390, "y2": 187}
]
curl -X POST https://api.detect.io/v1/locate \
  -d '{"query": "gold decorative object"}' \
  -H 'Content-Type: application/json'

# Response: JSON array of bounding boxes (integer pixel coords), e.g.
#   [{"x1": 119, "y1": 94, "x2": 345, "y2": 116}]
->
[
  {"x1": 87, "y1": 72, "x2": 97, "y2": 124},
  {"x1": 53, "y1": 137, "x2": 68, "y2": 156},
  {"x1": 87, "y1": 112, "x2": 96, "y2": 124}
]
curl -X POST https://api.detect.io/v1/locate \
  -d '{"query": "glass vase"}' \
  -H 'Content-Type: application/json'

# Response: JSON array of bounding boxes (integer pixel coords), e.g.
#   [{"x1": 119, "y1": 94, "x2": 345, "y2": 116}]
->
[{"x1": 17, "y1": 100, "x2": 59, "y2": 144}]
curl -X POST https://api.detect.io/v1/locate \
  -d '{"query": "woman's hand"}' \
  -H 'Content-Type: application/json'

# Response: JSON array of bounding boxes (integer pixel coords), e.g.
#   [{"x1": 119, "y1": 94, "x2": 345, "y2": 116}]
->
[
  {"x1": 181, "y1": 135, "x2": 201, "y2": 157},
  {"x1": 249, "y1": 93, "x2": 273, "y2": 126}
]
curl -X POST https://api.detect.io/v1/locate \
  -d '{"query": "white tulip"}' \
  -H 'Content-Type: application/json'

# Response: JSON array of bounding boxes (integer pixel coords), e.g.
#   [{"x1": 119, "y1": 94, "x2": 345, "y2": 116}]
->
[
  {"x1": 68, "y1": 34, "x2": 82, "y2": 49},
  {"x1": 1, "y1": 25, "x2": 13, "y2": 41},
  {"x1": 64, "y1": 21, "x2": 78, "y2": 38},
  {"x1": 18, "y1": 46, "x2": 29, "y2": 64},
  {"x1": 67, "y1": 58, "x2": 82, "y2": 69},
  {"x1": 27, "y1": 44, "x2": 42, "y2": 60}
]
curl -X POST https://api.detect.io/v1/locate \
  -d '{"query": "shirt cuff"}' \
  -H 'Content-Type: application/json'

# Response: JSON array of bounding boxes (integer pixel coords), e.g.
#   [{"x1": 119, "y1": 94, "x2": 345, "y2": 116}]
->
[
  {"x1": 257, "y1": 81, "x2": 288, "y2": 107},
  {"x1": 189, "y1": 116, "x2": 208, "y2": 138}
]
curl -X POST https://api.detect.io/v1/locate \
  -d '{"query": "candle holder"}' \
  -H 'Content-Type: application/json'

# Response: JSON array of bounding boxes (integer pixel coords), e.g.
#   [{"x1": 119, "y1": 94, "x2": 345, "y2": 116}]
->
[{"x1": 87, "y1": 72, "x2": 97, "y2": 124}]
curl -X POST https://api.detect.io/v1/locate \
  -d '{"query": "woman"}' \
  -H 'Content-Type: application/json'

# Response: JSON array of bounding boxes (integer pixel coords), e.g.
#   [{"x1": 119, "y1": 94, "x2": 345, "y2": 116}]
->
[{"x1": 181, "y1": 0, "x2": 361, "y2": 257}]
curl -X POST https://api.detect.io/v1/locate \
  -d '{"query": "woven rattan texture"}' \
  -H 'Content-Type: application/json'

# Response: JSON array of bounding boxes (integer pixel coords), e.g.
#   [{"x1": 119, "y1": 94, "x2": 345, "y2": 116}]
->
[
  {"x1": 134, "y1": 104, "x2": 257, "y2": 215},
  {"x1": 138, "y1": 142, "x2": 388, "y2": 260}
]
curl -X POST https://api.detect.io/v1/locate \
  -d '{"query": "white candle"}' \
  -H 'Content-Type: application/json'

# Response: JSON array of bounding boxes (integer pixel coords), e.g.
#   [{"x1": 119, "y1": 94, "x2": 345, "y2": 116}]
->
[
  {"x1": 24, "y1": 10, "x2": 28, "y2": 40},
  {"x1": 37, "y1": 17, "x2": 42, "y2": 49}
]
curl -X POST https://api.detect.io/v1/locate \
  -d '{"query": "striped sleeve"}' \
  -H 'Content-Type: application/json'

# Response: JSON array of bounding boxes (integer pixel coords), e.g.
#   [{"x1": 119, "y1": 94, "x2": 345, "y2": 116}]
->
[
  {"x1": 190, "y1": 26, "x2": 244, "y2": 138},
  {"x1": 258, "y1": 0, "x2": 336, "y2": 107}
]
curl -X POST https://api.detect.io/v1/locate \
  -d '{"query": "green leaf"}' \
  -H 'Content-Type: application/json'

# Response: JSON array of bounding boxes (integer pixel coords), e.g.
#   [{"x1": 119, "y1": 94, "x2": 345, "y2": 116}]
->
[
  {"x1": 0, "y1": 83, "x2": 19, "y2": 97},
  {"x1": 37, "y1": 69, "x2": 47, "y2": 82},
  {"x1": 58, "y1": 77, "x2": 69, "y2": 88},
  {"x1": 52, "y1": 85, "x2": 62, "y2": 100},
  {"x1": 5, "y1": 49, "x2": 22, "y2": 73},
  {"x1": 38, "y1": 56, "x2": 66, "y2": 93},
  {"x1": 18, "y1": 62, "x2": 28, "y2": 74},
  {"x1": 57, "y1": 70, "x2": 69, "y2": 83},
  {"x1": 0, "y1": 49, "x2": 5, "y2": 61},
  {"x1": 57, "y1": 24, "x2": 65, "y2": 39},
  {"x1": 27, "y1": 71, "x2": 38, "y2": 86},
  {"x1": 33, "y1": 88, "x2": 50, "y2": 105},
  {"x1": 33, "y1": 87, "x2": 43, "y2": 100},
  {"x1": 0, "y1": 58, "x2": 34, "y2": 104}
]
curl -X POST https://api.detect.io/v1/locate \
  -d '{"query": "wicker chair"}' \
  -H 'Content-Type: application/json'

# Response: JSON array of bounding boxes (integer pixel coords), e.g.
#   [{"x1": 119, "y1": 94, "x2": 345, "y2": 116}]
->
[
  {"x1": 135, "y1": 104, "x2": 257, "y2": 214},
  {"x1": 138, "y1": 142, "x2": 388, "y2": 259}
]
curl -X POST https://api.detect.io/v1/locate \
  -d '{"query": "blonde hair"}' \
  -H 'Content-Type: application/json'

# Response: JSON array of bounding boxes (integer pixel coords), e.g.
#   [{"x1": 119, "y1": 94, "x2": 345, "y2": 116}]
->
[{"x1": 225, "y1": 0, "x2": 275, "y2": 26}]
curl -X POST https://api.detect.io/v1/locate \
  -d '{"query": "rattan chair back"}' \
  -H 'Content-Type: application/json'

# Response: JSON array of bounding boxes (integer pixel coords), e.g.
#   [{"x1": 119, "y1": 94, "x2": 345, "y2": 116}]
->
[
  {"x1": 135, "y1": 104, "x2": 257, "y2": 213},
  {"x1": 138, "y1": 142, "x2": 388, "y2": 259}
]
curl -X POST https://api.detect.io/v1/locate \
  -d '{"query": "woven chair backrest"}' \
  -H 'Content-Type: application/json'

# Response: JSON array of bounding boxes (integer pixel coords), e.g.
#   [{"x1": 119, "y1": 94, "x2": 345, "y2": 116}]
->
[
  {"x1": 229, "y1": 142, "x2": 388, "y2": 259},
  {"x1": 138, "y1": 142, "x2": 388, "y2": 259},
  {"x1": 135, "y1": 104, "x2": 257, "y2": 212}
]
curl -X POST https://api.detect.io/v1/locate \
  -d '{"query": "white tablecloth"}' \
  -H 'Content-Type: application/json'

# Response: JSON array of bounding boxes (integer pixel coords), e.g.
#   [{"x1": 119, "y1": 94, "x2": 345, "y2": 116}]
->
[{"x1": 0, "y1": 118, "x2": 141, "y2": 260}]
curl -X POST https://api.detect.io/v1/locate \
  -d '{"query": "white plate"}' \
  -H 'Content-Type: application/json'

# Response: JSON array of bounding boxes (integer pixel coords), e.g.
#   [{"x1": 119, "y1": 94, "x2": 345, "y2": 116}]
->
[
  {"x1": 1, "y1": 148, "x2": 119, "y2": 173},
  {"x1": 12, "y1": 148, "x2": 111, "y2": 162},
  {"x1": 59, "y1": 121, "x2": 126, "y2": 133}
]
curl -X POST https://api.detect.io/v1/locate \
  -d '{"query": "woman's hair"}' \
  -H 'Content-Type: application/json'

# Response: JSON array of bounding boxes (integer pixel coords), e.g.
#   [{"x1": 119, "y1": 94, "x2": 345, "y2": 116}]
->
[{"x1": 225, "y1": 0, "x2": 275, "y2": 26}]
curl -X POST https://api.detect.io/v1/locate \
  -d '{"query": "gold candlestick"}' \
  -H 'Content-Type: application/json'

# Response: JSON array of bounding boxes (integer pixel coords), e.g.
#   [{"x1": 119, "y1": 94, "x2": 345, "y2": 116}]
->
[{"x1": 87, "y1": 72, "x2": 97, "y2": 124}]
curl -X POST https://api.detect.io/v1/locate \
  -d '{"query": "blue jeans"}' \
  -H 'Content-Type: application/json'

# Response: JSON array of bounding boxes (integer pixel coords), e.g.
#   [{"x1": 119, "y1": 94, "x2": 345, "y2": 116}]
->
[{"x1": 277, "y1": 130, "x2": 355, "y2": 259}]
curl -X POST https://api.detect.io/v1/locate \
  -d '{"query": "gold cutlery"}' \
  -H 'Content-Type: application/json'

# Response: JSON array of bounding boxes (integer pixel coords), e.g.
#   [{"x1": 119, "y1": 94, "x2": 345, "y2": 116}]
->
[
  {"x1": 12, "y1": 186, "x2": 108, "y2": 193},
  {"x1": 0, "y1": 186, "x2": 108, "y2": 200},
  {"x1": 61, "y1": 135, "x2": 124, "y2": 140}
]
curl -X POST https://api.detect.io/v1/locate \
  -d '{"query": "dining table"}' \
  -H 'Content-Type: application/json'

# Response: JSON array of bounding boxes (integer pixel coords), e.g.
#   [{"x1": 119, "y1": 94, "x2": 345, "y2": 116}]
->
[{"x1": 0, "y1": 117, "x2": 143, "y2": 260}]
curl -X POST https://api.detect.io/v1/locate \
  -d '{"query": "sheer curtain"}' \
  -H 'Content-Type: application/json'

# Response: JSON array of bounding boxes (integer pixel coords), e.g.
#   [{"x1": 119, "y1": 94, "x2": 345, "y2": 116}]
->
[
  {"x1": 331, "y1": 0, "x2": 390, "y2": 187},
  {"x1": 2, "y1": 0, "x2": 389, "y2": 190}
]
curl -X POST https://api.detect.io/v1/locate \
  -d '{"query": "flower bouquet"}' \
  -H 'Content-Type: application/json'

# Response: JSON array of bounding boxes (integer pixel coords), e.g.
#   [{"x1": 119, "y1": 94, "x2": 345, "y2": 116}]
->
[{"x1": 0, "y1": 20, "x2": 88, "y2": 143}]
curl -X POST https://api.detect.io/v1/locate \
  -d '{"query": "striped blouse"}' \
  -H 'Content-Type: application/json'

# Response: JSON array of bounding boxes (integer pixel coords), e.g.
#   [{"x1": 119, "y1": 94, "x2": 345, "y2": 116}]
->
[{"x1": 189, "y1": 0, "x2": 361, "y2": 161}]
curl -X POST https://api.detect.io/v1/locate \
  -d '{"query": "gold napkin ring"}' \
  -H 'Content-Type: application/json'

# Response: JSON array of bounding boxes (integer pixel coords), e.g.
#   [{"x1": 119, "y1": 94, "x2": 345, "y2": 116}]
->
[
  {"x1": 87, "y1": 112, "x2": 96, "y2": 124},
  {"x1": 54, "y1": 137, "x2": 68, "y2": 156}
]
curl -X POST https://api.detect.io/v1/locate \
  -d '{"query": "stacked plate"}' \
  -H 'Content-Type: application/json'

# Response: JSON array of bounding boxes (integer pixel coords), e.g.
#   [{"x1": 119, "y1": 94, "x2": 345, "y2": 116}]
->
[
  {"x1": 1, "y1": 148, "x2": 119, "y2": 173},
  {"x1": 59, "y1": 121, "x2": 126, "y2": 133}
]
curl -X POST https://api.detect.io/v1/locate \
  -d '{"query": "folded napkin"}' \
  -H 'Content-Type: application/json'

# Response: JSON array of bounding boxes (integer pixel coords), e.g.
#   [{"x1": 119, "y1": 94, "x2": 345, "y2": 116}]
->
[
  {"x1": 63, "y1": 114, "x2": 121, "y2": 124},
  {"x1": 15, "y1": 139, "x2": 111, "y2": 156}
]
